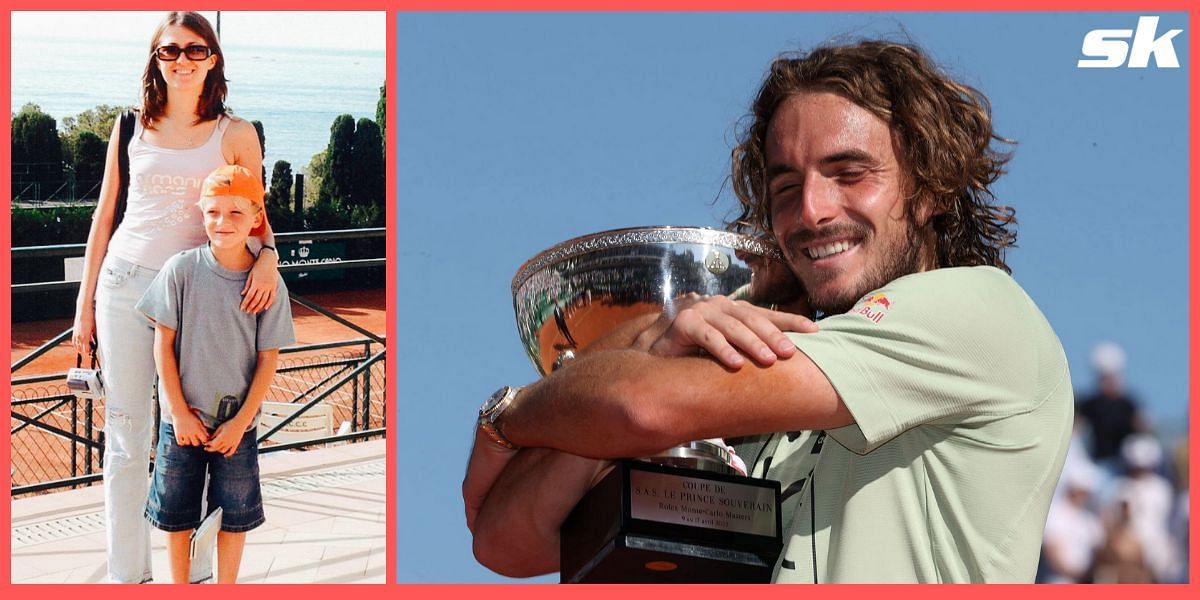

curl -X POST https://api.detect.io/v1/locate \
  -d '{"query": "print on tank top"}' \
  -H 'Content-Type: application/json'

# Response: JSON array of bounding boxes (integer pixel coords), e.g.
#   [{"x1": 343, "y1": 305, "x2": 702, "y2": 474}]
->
[{"x1": 130, "y1": 172, "x2": 205, "y2": 229}]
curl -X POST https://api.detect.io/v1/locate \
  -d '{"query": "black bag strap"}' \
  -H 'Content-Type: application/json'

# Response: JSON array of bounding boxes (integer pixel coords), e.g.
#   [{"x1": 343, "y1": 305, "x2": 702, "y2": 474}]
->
[
  {"x1": 112, "y1": 109, "x2": 138, "y2": 235},
  {"x1": 75, "y1": 341, "x2": 100, "y2": 370}
]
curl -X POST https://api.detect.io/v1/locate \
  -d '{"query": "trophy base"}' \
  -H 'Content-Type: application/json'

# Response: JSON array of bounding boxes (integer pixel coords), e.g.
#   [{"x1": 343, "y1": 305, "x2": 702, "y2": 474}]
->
[{"x1": 560, "y1": 460, "x2": 781, "y2": 583}]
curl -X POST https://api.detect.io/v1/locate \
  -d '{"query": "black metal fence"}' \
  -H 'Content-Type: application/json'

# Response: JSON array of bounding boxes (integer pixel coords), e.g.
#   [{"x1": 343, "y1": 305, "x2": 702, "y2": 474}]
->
[{"x1": 11, "y1": 340, "x2": 385, "y2": 496}]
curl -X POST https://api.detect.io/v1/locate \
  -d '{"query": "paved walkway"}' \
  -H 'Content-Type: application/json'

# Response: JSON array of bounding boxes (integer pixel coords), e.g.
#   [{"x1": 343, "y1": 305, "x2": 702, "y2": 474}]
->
[{"x1": 11, "y1": 439, "x2": 386, "y2": 584}]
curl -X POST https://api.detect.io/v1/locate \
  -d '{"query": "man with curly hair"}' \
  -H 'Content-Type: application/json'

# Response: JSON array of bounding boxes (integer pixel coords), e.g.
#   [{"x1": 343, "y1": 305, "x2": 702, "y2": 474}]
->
[{"x1": 464, "y1": 40, "x2": 1073, "y2": 583}]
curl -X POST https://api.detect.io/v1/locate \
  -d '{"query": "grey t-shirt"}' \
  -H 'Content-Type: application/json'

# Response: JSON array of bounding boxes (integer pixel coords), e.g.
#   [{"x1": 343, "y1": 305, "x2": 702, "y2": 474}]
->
[{"x1": 136, "y1": 244, "x2": 296, "y2": 429}]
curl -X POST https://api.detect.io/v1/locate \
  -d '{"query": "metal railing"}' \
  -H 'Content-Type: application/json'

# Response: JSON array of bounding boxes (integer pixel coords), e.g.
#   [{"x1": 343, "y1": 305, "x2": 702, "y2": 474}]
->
[
  {"x1": 11, "y1": 338, "x2": 385, "y2": 496},
  {"x1": 11, "y1": 228, "x2": 386, "y2": 295}
]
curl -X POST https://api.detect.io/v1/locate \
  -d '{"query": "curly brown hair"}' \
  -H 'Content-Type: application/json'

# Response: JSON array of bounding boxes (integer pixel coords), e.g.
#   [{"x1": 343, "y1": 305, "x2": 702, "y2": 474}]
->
[
  {"x1": 730, "y1": 40, "x2": 1017, "y2": 273},
  {"x1": 140, "y1": 11, "x2": 229, "y2": 128}
]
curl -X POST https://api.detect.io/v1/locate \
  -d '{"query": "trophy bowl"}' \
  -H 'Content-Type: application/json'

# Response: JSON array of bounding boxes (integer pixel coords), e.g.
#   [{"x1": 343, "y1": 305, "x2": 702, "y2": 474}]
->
[
  {"x1": 510, "y1": 226, "x2": 786, "y2": 583},
  {"x1": 512, "y1": 225, "x2": 783, "y2": 376}
]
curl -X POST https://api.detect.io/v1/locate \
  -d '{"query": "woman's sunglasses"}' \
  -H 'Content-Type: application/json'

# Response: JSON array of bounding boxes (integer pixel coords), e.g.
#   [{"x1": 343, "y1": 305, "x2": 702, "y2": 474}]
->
[{"x1": 154, "y1": 44, "x2": 213, "y2": 61}]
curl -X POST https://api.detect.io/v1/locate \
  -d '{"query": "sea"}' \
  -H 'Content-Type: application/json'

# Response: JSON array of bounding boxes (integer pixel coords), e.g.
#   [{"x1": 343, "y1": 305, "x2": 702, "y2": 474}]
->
[{"x1": 10, "y1": 35, "x2": 386, "y2": 176}]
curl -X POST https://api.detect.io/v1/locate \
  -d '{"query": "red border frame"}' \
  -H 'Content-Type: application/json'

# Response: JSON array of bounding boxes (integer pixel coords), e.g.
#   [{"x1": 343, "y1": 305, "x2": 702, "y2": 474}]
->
[{"x1": 4, "y1": 3, "x2": 1197, "y2": 597}]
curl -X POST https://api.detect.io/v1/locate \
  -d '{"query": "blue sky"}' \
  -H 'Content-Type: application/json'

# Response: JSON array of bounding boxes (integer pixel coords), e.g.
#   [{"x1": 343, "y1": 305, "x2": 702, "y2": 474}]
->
[{"x1": 395, "y1": 12, "x2": 1189, "y2": 582}]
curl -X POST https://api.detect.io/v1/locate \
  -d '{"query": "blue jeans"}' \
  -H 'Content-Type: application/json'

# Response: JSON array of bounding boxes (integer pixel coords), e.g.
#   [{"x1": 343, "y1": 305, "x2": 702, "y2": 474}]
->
[
  {"x1": 94, "y1": 254, "x2": 213, "y2": 582},
  {"x1": 146, "y1": 422, "x2": 265, "y2": 533}
]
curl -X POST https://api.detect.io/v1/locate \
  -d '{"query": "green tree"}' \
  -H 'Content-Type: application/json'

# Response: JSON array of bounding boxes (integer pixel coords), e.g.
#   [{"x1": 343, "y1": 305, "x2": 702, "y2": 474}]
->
[
  {"x1": 305, "y1": 196, "x2": 354, "y2": 230},
  {"x1": 61, "y1": 104, "x2": 125, "y2": 145},
  {"x1": 303, "y1": 150, "x2": 326, "y2": 211},
  {"x1": 265, "y1": 159, "x2": 304, "y2": 232},
  {"x1": 350, "y1": 118, "x2": 384, "y2": 210},
  {"x1": 349, "y1": 203, "x2": 383, "y2": 229},
  {"x1": 11, "y1": 103, "x2": 64, "y2": 200},
  {"x1": 60, "y1": 105, "x2": 127, "y2": 199},
  {"x1": 267, "y1": 159, "x2": 292, "y2": 208},
  {"x1": 267, "y1": 160, "x2": 293, "y2": 211},
  {"x1": 61, "y1": 104, "x2": 120, "y2": 168},
  {"x1": 71, "y1": 131, "x2": 106, "y2": 199},
  {"x1": 318, "y1": 114, "x2": 355, "y2": 206},
  {"x1": 376, "y1": 84, "x2": 386, "y2": 139}
]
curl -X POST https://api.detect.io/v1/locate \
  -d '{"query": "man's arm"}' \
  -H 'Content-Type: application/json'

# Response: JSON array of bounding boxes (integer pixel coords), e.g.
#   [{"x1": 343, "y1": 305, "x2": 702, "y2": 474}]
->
[
  {"x1": 467, "y1": 346, "x2": 846, "y2": 577},
  {"x1": 466, "y1": 297, "x2": 834, "y2": 575},
  {"x1": 636, "y1": 294, "x2": 814, "y2": 369},
  {"x1": 500, "y1": 346, "x2": 850, "y2": 459},
  {"x1": 594, "y1": 295, "x2": 817, "y2": 368},
  {"x1": 466, "y1": 431, "x2": 608, "y2": 577}
]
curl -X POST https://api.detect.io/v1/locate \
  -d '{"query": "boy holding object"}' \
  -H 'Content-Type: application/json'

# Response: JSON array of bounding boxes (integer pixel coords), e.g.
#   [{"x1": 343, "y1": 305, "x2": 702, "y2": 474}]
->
[{"x1": 137, "y1": 164, "x2": 295, "y2": 583}]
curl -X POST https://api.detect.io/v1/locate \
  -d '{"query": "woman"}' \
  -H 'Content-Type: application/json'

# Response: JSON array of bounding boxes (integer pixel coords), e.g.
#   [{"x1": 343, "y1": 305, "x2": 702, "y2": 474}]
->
[{"x1": 70, "y1": 12, "x2": 280, "y2": 583}]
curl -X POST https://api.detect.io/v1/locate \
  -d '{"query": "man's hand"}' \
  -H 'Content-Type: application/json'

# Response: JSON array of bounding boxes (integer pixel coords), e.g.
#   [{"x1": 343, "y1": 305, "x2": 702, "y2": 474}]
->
[
  {"x1": 464, "y1": 426, "x2": 520, "y2": 534},
  {"x1": 205, "y1": 419, "x2": 249, "y2": 457},
  {"x1": 470, "y1": 445, "x2": 610, "y2": 577},
  {"x1": 172, "y1": 409, "x2": 210, "y2": 447},
  {"x1": 635, "y1": 294, "x2": 818, "y2": 369}
]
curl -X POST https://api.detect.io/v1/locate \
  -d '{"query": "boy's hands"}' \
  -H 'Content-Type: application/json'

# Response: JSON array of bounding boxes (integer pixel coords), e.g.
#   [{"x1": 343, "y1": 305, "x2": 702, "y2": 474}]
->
[
  {"x1": 173, "y1": 408, "x2": 210, "y2": 446},
  {"x1": 206, "y1": 418, "x2": 250, "y2": 458},
  {"x1": 170, "y1": 404, "x2": 250, "y2": 456}
]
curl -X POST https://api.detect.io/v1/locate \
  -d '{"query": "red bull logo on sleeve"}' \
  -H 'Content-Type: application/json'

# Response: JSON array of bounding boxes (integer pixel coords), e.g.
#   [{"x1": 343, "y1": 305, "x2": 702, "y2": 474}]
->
[{"x1": 852, "y1": 293, "x2": 892, "y2": 324}]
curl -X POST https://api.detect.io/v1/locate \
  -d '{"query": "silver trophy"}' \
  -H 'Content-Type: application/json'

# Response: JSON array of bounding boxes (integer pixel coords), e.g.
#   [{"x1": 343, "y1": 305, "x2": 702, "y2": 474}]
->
[{"x1": 511, "y1": 226, "x2": 785, "y2": 583}]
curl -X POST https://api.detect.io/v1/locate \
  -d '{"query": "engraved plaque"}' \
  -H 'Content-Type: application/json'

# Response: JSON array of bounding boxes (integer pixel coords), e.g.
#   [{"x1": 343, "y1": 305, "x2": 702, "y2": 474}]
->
[
  {"x1": 560, "y1": 460, "x2": 782, "y2": 583},
  {"x1": 629, "y1": 469, "x2": 778, "y2": 537}
]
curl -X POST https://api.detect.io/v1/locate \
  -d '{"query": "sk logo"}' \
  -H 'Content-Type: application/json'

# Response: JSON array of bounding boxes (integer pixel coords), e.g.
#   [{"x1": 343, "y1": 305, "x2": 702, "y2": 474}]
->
[{"x1": 1078, "y1": 16, "x2": 1183, "y2": 69}]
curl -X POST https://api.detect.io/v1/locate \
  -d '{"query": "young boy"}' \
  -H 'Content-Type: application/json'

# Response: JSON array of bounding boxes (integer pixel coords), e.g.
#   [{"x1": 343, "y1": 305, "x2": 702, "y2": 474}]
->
[{"x1": 136, "y1": 164, "x2": 295, "y2": 583}]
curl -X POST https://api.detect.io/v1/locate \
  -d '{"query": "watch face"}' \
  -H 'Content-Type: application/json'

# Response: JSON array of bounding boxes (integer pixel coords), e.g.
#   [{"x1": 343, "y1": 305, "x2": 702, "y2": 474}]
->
[{"x1": 481, "y1": 386, "x2": 508, "y2": 415}]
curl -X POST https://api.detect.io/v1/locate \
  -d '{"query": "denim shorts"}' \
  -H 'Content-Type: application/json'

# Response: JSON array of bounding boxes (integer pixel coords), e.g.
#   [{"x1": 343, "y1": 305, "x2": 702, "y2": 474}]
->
[{"x1": 145, "y1": 421, "x2": 265, "y2": 533}]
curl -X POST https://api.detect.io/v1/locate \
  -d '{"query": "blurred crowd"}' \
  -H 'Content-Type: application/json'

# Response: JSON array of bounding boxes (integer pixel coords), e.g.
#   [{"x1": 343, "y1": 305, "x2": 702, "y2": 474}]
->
[{"x1": 1038, "y1": 342, "x2": 1190, "y2": 583}]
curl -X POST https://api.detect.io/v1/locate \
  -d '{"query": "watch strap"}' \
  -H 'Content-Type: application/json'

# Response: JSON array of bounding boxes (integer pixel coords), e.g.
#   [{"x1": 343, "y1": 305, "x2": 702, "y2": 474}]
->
[{"x1": 480, "y1": 385, "x2": 522, "y2": 449}]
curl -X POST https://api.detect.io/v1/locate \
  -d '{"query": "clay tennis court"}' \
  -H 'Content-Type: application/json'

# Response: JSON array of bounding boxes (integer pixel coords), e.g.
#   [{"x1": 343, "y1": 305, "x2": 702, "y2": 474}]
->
[{"x1": 10, "y1": 287, "x2": 385, "y2": 491}]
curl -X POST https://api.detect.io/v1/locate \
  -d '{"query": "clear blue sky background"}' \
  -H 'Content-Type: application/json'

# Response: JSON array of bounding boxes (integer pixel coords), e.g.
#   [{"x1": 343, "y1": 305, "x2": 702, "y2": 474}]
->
[{"x1": 396, "y1": 12, "x2": 1189, "y2": 582}]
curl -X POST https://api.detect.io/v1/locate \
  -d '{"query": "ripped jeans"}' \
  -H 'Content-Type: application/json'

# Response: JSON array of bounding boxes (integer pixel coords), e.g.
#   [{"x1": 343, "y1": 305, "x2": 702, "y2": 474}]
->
[{"x1": 94, "y1": 254, "x2": 212, "y2": 583}]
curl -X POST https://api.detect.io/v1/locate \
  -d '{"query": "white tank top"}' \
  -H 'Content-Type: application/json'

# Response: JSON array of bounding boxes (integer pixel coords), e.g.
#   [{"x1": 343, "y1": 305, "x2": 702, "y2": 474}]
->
[{"x1": 107, "y1": 116, "x2": 230, "y2": 270}]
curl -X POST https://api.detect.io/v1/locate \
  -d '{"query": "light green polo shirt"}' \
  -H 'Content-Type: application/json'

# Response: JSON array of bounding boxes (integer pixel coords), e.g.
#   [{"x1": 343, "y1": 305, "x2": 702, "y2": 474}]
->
[{"x1": 763, "y1": 266, "x2": 1072, "y2": 583}]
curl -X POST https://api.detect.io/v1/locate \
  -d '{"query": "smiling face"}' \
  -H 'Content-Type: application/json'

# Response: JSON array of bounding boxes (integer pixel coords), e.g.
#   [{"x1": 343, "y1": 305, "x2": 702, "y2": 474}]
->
[
  {"x1": 199, "y1": 195, "x2": 263, "y2": 250},
  {"x1": 766, "y1": 91, "x2": 932, "y2": 314},
  {"x1": 154, "y1": 25, "x2": 218, "y2": 94}
]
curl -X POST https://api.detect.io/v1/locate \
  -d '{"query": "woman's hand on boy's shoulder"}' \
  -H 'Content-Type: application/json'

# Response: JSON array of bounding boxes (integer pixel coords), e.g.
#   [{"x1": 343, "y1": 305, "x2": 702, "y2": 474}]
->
[{"x1": 241, "y1": 252, "x2": 279, "y2": 313}]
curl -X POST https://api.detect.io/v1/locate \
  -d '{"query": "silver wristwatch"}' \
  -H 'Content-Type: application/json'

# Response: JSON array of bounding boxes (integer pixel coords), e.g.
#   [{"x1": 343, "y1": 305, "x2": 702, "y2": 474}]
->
[{"x1": 479, "y1": 385, "x2": 522, "y2": 449}]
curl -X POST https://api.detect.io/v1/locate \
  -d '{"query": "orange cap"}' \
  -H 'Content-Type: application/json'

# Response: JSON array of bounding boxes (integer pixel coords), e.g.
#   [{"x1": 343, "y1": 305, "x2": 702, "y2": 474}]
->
[{"x1": 200, "y1": 165, "x2": 269, "y2": 237}]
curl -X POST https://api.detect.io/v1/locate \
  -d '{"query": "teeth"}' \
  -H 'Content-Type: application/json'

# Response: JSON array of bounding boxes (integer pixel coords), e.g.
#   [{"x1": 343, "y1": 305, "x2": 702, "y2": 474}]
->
[{"x1": 807, "y1": 240, "x2": 854, "y2": 260}]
